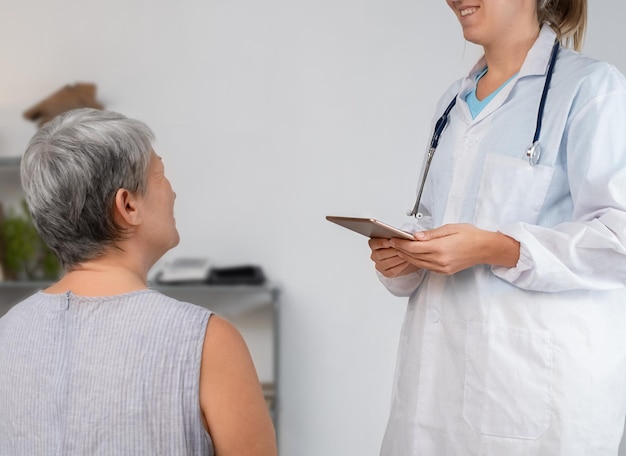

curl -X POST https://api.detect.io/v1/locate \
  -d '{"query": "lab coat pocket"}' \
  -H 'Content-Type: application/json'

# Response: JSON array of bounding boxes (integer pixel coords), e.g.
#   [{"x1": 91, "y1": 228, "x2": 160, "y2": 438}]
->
[
  {"x1": 474, "y1": 154, "x2": 553, "y2": 230},
  {"x1": 463, "y1": 323, "x2": 553, "y2": 439}
]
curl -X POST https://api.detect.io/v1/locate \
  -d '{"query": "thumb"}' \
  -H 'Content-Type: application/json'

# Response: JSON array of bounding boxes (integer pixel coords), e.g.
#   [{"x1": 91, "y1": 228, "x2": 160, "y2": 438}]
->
[{"x1": 414, "y1": 225, "x2": 453, "y2": 241}]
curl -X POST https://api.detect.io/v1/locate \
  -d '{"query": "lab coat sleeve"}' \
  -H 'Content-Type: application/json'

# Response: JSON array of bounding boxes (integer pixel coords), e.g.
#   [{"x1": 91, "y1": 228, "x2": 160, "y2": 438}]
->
[
  {"x1": 376, "y1": 270, "x2": 425, "y2": 297},
  {"x1": 493, "y1": 83, "x2": 626, "y2": 292}
]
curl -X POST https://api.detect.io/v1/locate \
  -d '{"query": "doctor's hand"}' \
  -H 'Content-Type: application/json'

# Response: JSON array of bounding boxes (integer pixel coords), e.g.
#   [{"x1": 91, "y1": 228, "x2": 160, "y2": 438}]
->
[
  {"x1": 388, "y1": 223, "x2": 520, "y2": 275},
  {"x1": 369, "y1": 237, "x2": 421, "y2": 278}
]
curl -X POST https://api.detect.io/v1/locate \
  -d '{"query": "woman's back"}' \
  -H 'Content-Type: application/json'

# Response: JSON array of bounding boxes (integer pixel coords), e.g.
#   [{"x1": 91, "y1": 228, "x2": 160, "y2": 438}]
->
[{"x1": 0, "y1": 290, "x2": 214, "y2": 456}]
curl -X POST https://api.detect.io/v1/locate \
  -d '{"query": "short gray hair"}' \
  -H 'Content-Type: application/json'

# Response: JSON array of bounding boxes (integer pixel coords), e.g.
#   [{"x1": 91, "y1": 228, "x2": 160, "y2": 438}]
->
[{"x1": 21, "y1": 108, "x2": 154, "y2": 269}]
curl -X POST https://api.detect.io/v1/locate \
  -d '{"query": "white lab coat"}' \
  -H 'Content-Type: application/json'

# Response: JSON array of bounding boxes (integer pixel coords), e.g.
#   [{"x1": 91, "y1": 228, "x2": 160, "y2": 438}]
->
[{"x1": 379, "y1": 25, "x2": 626, "y2": 455}]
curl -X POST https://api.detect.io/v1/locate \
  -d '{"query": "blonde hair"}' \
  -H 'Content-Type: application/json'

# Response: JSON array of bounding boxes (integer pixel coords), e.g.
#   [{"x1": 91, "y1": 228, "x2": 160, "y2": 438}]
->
[{"x1": 537, "y1": 0, "x2": 587, "y2": 51}]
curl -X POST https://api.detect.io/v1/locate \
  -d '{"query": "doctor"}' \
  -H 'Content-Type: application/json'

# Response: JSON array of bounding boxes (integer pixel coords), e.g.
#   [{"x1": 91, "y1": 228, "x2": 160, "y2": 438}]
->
[{"x1": 370, "y1": 0, "x2": 626, "y2": 454}]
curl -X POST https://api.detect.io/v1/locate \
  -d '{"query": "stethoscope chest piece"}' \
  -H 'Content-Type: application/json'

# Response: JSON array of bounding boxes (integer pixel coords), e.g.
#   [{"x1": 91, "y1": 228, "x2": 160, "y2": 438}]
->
[{"x1": 526, "y1": 140, "x2": 541, "y2": 166}]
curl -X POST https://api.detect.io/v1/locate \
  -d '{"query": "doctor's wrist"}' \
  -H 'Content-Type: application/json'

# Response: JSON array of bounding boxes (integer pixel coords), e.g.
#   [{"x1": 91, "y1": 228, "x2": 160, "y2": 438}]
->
[{"x1": 485, "y1": 231, "x2": 521, "y2": 268}]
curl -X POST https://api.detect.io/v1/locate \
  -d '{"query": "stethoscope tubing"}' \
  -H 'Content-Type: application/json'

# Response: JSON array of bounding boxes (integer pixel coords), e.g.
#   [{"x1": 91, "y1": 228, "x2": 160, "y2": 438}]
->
[
  {"x1": 408, "y1": 39, "x2": 560, "y2": 219},
  {"x1": 533, "y1": 39, "x2": 560, "y2": 144},
  {"x1": 408, "y1": 97, "x2": 457, "y2": 217}
]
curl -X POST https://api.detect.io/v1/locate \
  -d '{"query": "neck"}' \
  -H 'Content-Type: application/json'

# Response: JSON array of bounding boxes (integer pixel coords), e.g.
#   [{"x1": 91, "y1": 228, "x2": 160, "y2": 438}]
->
[
  {"x1": 46, "y1": 250, "x2": 153, "y2": 297},
  {"x1": 483, "y1": 25, "x2": 541, "y2": 79},
  {"x1": 476, "y1": 25, "x2": 540, "y2": 100}
]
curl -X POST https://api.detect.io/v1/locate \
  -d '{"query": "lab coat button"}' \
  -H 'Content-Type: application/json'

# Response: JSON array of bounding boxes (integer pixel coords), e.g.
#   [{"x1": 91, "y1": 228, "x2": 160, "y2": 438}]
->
[{"x1": 428, "y1": 308, "x2": 440, "y2": 323}]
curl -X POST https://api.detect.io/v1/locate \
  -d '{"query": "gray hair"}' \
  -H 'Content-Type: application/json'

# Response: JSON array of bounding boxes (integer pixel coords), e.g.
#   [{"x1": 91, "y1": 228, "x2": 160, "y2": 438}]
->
[{"x1": 20, "y1": 108, "x2": 154, "y2": 269}]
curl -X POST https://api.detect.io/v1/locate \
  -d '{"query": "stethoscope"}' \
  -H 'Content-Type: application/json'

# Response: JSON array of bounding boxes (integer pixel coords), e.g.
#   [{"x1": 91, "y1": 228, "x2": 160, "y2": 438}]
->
[{"x1": 408, "y1": 39, "x2": 560, "y2": 219}]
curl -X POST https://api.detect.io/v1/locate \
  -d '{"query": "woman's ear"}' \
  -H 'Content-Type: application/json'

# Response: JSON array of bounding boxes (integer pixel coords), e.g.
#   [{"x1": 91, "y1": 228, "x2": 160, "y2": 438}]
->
[{"x1": 113, "y1": 188, "x2": 142, "y2": 227}]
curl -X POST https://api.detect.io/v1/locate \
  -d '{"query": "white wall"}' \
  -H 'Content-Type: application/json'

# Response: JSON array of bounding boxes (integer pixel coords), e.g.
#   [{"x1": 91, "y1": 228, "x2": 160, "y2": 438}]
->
[{"x1": 1, "y1": 1, "x2": 625, "y2": 454}]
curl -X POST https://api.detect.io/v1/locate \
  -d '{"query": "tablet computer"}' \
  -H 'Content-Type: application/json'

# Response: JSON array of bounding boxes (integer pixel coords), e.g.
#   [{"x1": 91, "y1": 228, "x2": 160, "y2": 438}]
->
[{"x1": 326, "y1": 216, "x2": 415, "y2": 240}]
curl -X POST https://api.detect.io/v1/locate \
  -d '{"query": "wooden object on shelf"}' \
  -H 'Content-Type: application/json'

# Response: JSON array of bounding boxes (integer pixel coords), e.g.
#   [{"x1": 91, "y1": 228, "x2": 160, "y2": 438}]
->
[{"x1": 23, "y1": 83, "x2": 104, "y2": 127}]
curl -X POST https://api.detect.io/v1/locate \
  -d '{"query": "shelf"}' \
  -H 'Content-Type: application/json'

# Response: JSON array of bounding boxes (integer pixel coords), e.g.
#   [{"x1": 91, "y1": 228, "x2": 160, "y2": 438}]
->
[
  {"x1": 0, "y1": 281, "x2": 280, "y2": 320},
  {"x1": 151, "y1": 282, "x2": 280, "y2": 318}
]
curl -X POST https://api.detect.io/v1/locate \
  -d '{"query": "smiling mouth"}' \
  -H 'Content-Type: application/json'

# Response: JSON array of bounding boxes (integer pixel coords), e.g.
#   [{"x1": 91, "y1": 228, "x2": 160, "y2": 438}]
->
[{"x1": 460, "y1": 7, "x2": 478, "y2": 17}]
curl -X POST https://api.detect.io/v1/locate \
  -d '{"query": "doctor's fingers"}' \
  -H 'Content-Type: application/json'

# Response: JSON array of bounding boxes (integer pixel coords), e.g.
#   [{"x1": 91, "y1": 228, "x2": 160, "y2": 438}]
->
[
  {"x1": 369, "y1": 247, "x2": 405, "y2": 268},
  {"x1": 396, "y1": 250, "x2": 473, "y2": 275},
  {"x1": 370, "y1": 245, "x2": 403, "y2": 263},
  {"x1": 368, "y1": 237, "x2": 393, "y2": 251},
  {"x1": 413, "y1": 223, "x2": 472, "y2": 241},
  {"x1": 389, "y1": 238, "x2": 437, "y2": 255},
  {"x1": 389, "y1": 226, "x2": 473, "y2": 255},
  {"x1": 373, "y1": 255, "x2": 419, "y2": 278}
]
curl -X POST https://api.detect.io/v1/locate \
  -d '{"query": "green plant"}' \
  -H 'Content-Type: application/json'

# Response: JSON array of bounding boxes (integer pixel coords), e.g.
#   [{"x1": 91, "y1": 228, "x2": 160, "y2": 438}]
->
[{"x1": 0, "y1": 200, "x2": 61, "y2": 281}]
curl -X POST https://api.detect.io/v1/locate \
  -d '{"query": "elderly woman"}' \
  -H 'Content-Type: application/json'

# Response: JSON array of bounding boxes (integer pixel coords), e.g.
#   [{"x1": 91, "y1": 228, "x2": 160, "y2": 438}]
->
[{"x1": 0, "y1": 108, "x2": 277, "y2": 456}]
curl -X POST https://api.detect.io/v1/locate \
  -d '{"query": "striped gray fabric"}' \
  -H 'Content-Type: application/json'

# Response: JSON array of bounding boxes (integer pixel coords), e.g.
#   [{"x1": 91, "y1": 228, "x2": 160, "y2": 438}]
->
[{"x1": 0, "y1": 289, "x2": 214, "y2": 456}]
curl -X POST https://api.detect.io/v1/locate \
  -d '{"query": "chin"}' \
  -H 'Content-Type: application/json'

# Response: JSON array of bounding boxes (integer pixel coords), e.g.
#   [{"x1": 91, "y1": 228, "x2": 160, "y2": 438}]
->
[
  {"x1": 460, "y1": 26, "x2": 483, "y2": 45},
  {"x1": 462, "y1": 32, "x2": 480, "y2": 45},
  {"x1": 159, "y1": 233, "x2": 180, "y2": 256},
  {"x1": 171, "y1": 231, "x2": 181, "y2": 248}
]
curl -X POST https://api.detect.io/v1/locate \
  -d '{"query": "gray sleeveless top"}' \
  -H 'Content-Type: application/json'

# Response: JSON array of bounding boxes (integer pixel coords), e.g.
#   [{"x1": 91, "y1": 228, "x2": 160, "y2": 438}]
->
[{"x1": 0, "y1": 289, "x2": 214, "y2": 456}]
